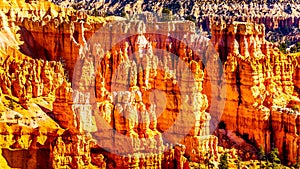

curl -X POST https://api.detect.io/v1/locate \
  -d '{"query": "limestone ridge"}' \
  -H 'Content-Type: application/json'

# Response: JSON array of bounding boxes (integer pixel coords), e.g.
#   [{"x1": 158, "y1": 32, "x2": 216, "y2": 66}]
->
[{"x1": 211, "y1": 21, "x2": 300, "y2": 163}]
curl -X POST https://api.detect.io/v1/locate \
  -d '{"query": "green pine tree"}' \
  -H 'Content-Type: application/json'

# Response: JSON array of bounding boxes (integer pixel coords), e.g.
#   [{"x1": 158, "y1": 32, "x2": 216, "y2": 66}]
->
[
  {"x1": 161, "y1": 8, "x2": 172, "y2": 21},
  {"x1": 278, "y1": 43, "x2": 287, "y2": 54},
  {"x1": 14, "y1": 114, "x2": 21, "y2": 124},
  {"x1": 218, "y1": 152, "x2": 229, "y2": 169},
  {"x1": 268, "y1": 147, "x2": 281, "y2": 168}
]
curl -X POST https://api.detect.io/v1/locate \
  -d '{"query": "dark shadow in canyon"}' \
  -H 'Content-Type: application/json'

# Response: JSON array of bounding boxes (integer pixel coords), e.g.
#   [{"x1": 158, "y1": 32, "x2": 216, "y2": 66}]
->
[{"x1": 17, "y1": 26, "x2": 51, "y2": 61}]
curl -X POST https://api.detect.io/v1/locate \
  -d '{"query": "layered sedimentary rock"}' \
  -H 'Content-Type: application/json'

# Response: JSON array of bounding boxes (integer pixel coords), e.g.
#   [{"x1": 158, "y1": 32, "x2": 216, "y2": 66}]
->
[
  {"x1": 1, "y1": 0, "x2": 300, "y2": 168},
  {"x1": 211, "y1": 21, "x2": 300, "y2": 163},
  {"x1": 0, "y1": 0, "x2": 110, "y2": 80},
  {"x1": 71, "y1": 20, "x2": 221, "y2": 167},
  {"x1": 54, "y1": 0, "x2": 300, "y2": 44},
  {"x1": 271, "y1": 107, "x2": 300, "y2": 164},
  {"x1": 0, "y1": 0, "x2": 222, "y2": 168},
  {"x1": 0, "y1": 1, "x2": 110, "y2": 168},
  {"x1": 50, "y1": 132, "x2": 102, "y2": 169}
]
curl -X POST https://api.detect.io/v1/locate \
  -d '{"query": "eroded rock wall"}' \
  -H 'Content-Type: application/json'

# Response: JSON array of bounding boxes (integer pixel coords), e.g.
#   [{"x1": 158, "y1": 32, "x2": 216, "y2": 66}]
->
[
  {"x1": 1, "y1": 0, "x2": 300, "y2": 167},
  {"x1": 0, "y1": 1, "x2": 220, "y2": 168},
  {"x1": 72, "y1": 20, "x2": 220, "y2": 166},
  {"x1": 0, "y1": 1, "x2": 109, "y2": 168},
  {"x1": 211, "y1": 21, "x2": 300, "y2": 163}
]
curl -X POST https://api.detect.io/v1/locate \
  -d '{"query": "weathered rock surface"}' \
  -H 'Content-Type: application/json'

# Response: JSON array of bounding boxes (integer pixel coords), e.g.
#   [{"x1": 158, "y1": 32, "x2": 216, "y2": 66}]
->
[
  {"x1": 211, "y1": 21, "x2": 300, "y2": 163},
  {"x1": 0, "y1": 0, "x2": 109, "y2": 168},
  {"x1": 1, "y1": 0, "x2": 300, "y2": 168},
  {"x1": 71, "y1": 20, "x2": 221, "y2": 167},
  {"x1": 53, "y1": 0, "x2": 300, "y2": 45},
  {"x1": 0, "y1": 1, "x2": 221, "y2": 168}
]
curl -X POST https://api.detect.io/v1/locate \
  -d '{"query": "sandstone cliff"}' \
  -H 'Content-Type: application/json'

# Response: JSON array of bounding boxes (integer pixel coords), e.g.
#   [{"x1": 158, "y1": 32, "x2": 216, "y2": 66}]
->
[
  {"x1": 211, "y1": 21, "x2": 300, "y2": 164},
  {"x1": 0, "y1": 0, "x2": 111, "y2": 168},
  {"x1": 0, "y1": 0, "x2": 221, "y2": 168},
  {"x1": 0, "y1": 0, "x2": 300, "y2": 168}
]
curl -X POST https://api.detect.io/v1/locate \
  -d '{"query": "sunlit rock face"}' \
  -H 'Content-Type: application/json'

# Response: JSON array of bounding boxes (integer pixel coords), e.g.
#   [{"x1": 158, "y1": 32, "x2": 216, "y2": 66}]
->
[
  {"x1": 211, "y1": 21, "x2": 300, "y2": 163},
  {"x1": 1, "y1": 0, "x2": 300, "y2": 168},
  {"x1": 0, "y1": 1, "x2": 110, "y2": 168},
  {"x1": 72, "y1": 20, "x2": 222, "y2": 166},
  {"x1": 0, "y1": 0, "x2": 223, "y2": 167}
]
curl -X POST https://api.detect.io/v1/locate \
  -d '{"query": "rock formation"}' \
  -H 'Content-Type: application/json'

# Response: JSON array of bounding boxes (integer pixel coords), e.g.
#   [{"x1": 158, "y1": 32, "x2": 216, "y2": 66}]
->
[
  {"x1": 71, "y1": 20, "x2": 221, "y2": 166},
  {"x1": 0, "y1": 0, "x2": 220, "y2": 168},
  {"x1": 0, "y1": 0, "x2": 300, "y2": 168},
  {"x1": 211, "y1": 21, "x2": 300, "y2": 163},
  {"x1": 54, "y1": 0, "x2": 300, "y2": 46},
  {"x1": 0, "y1": 0, "x2": 109, "y2": 168}
]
